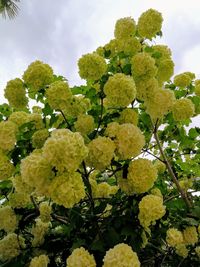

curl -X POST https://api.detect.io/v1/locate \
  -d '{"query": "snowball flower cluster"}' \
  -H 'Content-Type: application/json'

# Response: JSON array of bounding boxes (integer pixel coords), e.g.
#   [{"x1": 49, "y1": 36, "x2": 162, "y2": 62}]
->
[
  {"x1": 175, "y1": 244, "x2": 188, "y2": 258},
  {"x1": 39, "y1": 202, "x2": 52, "y2": 222},
  {"x1": 29, "y1": 254, "x2": 49, "y2": 267},
  {"x1": 48, "y1": 172, "x2": 85, "y2": 208},
  {"x1": 173, "y1": 72, "x2": 193, "y2": 88},
  {"x1": 118, "y1": 108, "x2": 138, "y2": 125},
  {"x1": 86, "y1": 136, "x2": 115, "y2": 170},
  {"x1": 166, "y1": 228, "x2": 184, "y2": 247},
  {"x1": 0, "y1": 206, "x2": 18, "y2": 233},
  {"x1": 195, "y1": 79, "x2": 200, "y2": 96},
  {"x1": 115, "y1": 123, "x2": 145, "y2": 159},
  {"x1": 127, "y1": 158, "x2": 157, "y2": 194},
  {"x1": 131, "y1": 53, "x2": 157, "y2": 81},
  {"x1": 137, "y1": 9, "x2": 163, "y2": 39},
  {"x1": 156, "y1": 58, "x2": 174, "y2": 84},
  {"x1": 183, "y1": 226, "x2": 198, "y2": 245},
  {"x1": 0, "y1": 121, "x2": 17, "y2": 151},
  {"x1": 135, "y1": 78, "x2": 159, "y2": 101},
  {"x1": 63, "y1": 95, "x2": 91, "y2": 118},
  {"x1": 43, "y1": 129, "x2": 88, "y2": 173},
  {"x1": 145, "y1": 89, "x2": 175, "y2": 120},
  {"x1": 21, "y1": 150, "x2": 54, "y2": 194},
  {"x1": 102, "y1": 243, "x2": 140, "y2": 267},
  {"x1": 104, "y1": 73, "x2": 136, "y2": 107},
  {"x1": 152, "y1": 45, "x2": 172, "y2": 64},
  {"x1": 116, "y1": 37, "x2": 141, "y2": 56},
  {"x1": 23, "y1": 60, "x2": 53, "y2": 93},
  {"x1": 9, "y1": 192, "x2": 31, "y2": 209},
  {"x1": 0, "y1": 233, "x2": 25, "y2": 262},
  {"x1": 90, "y1": 179, "x2": 119, "y2": 198},
  {"x1": 154, "y1": 160, "x2": 166, "y2": 174},
  {"x1": 138, "y1": 194, "x2": 166, "y2": 229},
  {"x1": 74, "y1": 114, "x2": 95, "y2": 135},
  {"x1": 31, "y1": 219, "x2": 50, "y2": 247},
  {"x1": 32, "y1": 129, "x2": 49, "y2": 148},
  {"x1": 0, "y1": 150, "x2": 15, "y2": 180},
  {"x1": 172, "y1": 98, "x2": 195, "y2": 121},
  {"x1": 8, "y1": 111, "x2": 29, "y2": 128},
  {"x1": 45, "y1": 81, "x2": 72, "y2": 110},
  {"x1": 66, "y1": 247, "x2": 96, "y2": 267},
  {"x1": 78, "y1": 52, "x2": 107, "y2": 80},
  {"x1": 29, "y1": 113, "x2": 44, "y2": 130},
  {"x1": 4, "y1": 78, "x2": 28, "y2": 109},
  {"x1": 114, "y1": 17, "x2": 136, "y2": 39},
  {"x1": 104, "y1": 122, "x2": 120, "y2": 138}
]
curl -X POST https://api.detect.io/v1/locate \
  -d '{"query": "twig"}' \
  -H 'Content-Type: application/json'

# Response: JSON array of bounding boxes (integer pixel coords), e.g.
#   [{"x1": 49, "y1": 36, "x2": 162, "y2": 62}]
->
[
  {"x1": 52, "y1": 214, "x2": 69, "y2": 225},
  {"x1": 93, "y1": 97, "x2": 104, "y2": 138},
  {"x1": 151, "y1": 120, "x2": 192, "y2": 209},
  {"x1": 59, "y1": 109, "x2": 71, "y2": 129},
  {"x1": 142, "y1": 148, "x2": 165, "y2": 162}
]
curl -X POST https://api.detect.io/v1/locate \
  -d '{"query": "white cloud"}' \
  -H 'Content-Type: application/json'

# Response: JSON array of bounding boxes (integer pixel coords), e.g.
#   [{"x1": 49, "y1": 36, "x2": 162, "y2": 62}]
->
[{"x1": 1, "y1": 0, "x2": 200, "y2": 101}]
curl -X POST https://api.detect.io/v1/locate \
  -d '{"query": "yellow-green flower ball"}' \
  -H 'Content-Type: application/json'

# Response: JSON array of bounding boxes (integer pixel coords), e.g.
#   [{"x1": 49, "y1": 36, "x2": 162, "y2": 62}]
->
[
  {"x1": 23, "y1": 60, "x2": 53, "y2": 93},
  {"x1": 137, "y1": 9, "x2": 163, "y2": 39},
  {"x1": 166, "y1": 228, "x2": 184, "y2": 247},
  {"x1": 0, "y1": 233, "x2": 25, "y2": 262},
  {"x1": 114, "y1": 17, "x2": 136, "y2": 39},
  {"x1": 0, "y1": 121, "x2": 17, "y2": 152},
  {"x1": 32, "y1": 129, "x2": 49, "y2": 149},
  {"x1": 67, "y1": 247, "x2": 96, "y2": 267},
  {"x1": 175, "y1": 244, "x2": 188, "y2": 258},
  {"x1": 4, "y1": 78, "x2": 28, "y2": 109},
  {"x1": 172, "y1": 98, "x2": 195, "y2": 121},
  {"x1": 45, "y1": 81, "x2": 72, "y2": 110},
  {"x1": 8, "y1": 111, "x2": 29, "y2": 128},
  {"x1": 174, "y1": 73, "x2": 193, "y2": 88},
  {"x1": 131, "y1": 53, "x2": 157, "y2": 80},
  {"x1": 135, "y1": 78, "x2": 159, "y2": 101},
  {"x1": 20, "y1": 150, "x2": 54, "y2": 194},
  {"x1": 0, "y1": 206, "x2": 18, "y2": 233},
  {"x1": 78, "y1": 52, "x2": 107, "y2": 81},
  {"x1": 116, "y1": 37, "x2": 141, "y2": 56},
  {"x1": 103, "y1": 243, "x2": 140, "y2": 267},
  {"x1": 195, "y1": 84, "x2": 200, "y2": 97},
  {"x1": 43, "y1": 129, "x2": 88, "y2": 173},
  {"x1": 183, "y1": 226, "x2": 198, "y2": 245},
  {"x1": 127, "y1": 158, "x2": 157, "y2": 194},
  {"x1": 156, "y1": 59, "x2": 174, "y2": 84},
  {"x1": 49, "y1": 172, "x2": 85, "y2": 208},
  {"x1": 145, "y1": 89, "x2": 175, "y2": 120},
  {"x1": 74, "y1": 114, "x2": 95, "y2": 136},
  {"x1": 104, "y1": 73, "x2": 136, "y2": 107},
  {"x1": 29, "y1": 255, "x2": 49, "y2": 267},
  {"x1": 115, "y1": 123, "x2": 145, "y2": 160},
  {"x1": 118, "y1": 108, "x2": 138, "y2": 125},
  {"x1": 86, "y1": 136, "x2": 115, "y2": 170},
  {"x1": 138, "y1": 194, "x2": 166, "y2": 229}
]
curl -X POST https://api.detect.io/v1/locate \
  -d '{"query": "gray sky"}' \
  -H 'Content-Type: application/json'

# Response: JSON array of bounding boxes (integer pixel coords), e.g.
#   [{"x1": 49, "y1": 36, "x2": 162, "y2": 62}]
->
[{"x1": 1, "y1": 0, "x2": 200, "y2": 104}]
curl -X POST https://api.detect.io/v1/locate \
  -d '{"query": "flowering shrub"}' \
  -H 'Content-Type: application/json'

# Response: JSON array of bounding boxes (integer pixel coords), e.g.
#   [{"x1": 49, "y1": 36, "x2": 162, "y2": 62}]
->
[{"x1": 0, "y1": 8, "x2": 199, "y2": 267}]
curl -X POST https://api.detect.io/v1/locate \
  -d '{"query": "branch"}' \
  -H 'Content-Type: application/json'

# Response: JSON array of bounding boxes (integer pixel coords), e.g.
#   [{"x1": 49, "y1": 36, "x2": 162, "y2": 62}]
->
[
  {"x1": 142, "y1": 148, "x2": 165, "y2": 163},
  {"x1": 82, "y1": 161, "x2": 95, "y2": 211},
  {"x1": 151, "y1": 120, "x2": 192, "y2": 209},
  {"x1": 93, "y1": 97, "x2": 104, "y2": 138},
  {"x1": 30, "y1": 195, "x2": 39, "y2": 212},
  {"x1": 52, "y1": 214, "x2": 69, "y2": 225},
  {"x1": 58, "y1": 109, "x2": 71, "y2": 129}
]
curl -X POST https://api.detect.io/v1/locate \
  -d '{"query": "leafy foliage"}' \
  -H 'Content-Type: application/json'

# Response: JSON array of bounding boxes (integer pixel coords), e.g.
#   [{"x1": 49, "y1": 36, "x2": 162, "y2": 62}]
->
[{"x1": 0, "y1": 8, "x2": 199, "y2": 267}]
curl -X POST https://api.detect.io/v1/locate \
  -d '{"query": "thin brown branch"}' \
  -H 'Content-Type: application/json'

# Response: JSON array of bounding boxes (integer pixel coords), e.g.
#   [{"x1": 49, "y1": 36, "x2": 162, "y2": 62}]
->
[{"x1": 151, "y1": 120, "x2": 192, "y2": 209}]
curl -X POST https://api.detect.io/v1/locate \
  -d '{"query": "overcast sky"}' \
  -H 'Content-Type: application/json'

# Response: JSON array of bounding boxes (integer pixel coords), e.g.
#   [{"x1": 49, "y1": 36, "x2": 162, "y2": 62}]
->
[{"x1": 1, "y1": 0, "x2": 200, "y2": 104}]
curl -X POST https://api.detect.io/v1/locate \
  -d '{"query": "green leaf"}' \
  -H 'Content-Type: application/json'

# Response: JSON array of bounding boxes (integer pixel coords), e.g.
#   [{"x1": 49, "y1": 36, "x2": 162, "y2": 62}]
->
[
  {"x1": 42, "y1": 103, "x2": 53, "y2": 116},
  {"x1": 91, "y1": 239, "x2": 105, "y2": 251}
]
